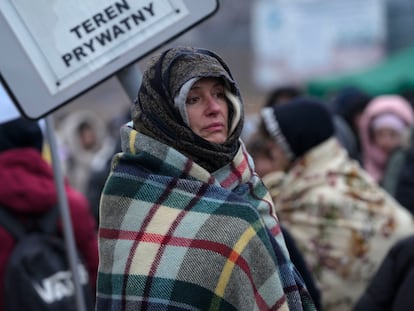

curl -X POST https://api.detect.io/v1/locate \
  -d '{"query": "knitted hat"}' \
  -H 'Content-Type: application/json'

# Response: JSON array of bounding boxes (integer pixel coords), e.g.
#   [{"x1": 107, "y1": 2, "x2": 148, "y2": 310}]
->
[
  {"x1": 372, "y1": 113, "x2": 408, "y2": 134},
  {"x1": 261, "y1": 97, "x2": 335, "y2": 160},
  {"x1": 330, "y1": 86, "x2": 371, "y2": 124},
  {"x1": 0, "y1": 117, "x2": 43, "y2": 152}
]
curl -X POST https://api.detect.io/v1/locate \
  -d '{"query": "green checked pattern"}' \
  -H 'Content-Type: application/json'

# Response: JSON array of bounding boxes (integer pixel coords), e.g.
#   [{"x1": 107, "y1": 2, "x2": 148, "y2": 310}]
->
[{"x1": 96, "y1": 126, "x2": 315, "y2": 311}]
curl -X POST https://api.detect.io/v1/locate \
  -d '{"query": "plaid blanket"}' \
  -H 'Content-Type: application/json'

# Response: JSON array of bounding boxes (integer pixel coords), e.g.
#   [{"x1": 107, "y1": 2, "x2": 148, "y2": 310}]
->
[{"x1": 97, "y1": 125, "x2": 315, "y2": 310}]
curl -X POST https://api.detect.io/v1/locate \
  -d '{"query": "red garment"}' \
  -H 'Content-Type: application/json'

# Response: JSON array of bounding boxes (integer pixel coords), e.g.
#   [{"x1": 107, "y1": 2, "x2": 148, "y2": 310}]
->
[{"x1": 0, "y1": 148, "x2": 98, "y2": 310}]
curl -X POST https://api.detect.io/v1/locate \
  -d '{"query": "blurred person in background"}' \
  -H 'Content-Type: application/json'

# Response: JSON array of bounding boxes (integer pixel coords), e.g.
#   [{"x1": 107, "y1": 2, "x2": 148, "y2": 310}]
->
[
  {"x1": 97, "y1": 46, "x2": 316, "y2": 310},
  {"x1": 85, "y1": 109, "x2": 130, "y2": 224},
  {"x1": 241, "y1": 85, "x2": 303, "y2": 142},
  {"x1": 382, "y1": 124, "x2": 414, "y2": 215},
  {"x1": 247, "y1": 134, "x2": 289, "y2": 179},
  {"x1": 0, "y1": 117, "x2": 99, "y2": 310},
  {"x1": 245, "y1": 84, "x2": 358, "y2": 165},
  {"x1": 56, "y1": 110, "x2": 115, "y2": 199},
  {"x1": 330, "y1": 86, "x2": 372, "y2": 163},
  {"x1": 254, "y1": 97, "x2": 414, "y2": 311},
  {"x1": 357, "y1": 95, "x2": 414, "y2": 185},
  {"x1": 354, "y1": 233, "x2": 414, "y2": 311},
  {"x1": 264, "y1": 85, "x2": 303, "y2": 108}
]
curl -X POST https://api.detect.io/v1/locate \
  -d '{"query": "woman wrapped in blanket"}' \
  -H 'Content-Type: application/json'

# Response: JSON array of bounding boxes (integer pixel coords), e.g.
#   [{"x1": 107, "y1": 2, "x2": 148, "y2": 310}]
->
[{"x1": 96, "y1": 46, "x2": 316, "y2": 311}]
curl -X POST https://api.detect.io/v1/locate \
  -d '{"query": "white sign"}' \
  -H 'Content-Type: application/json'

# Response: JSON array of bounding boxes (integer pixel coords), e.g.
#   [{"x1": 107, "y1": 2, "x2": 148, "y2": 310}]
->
[
  {"x1": 0, "y1": 0, "x2": 218, "y2": 119},
  {"x1": 252, "y1": 0, "x2": 386, "y2": 89},
  {"x1": 0, "y1": 81, "x2": 21, "y2": 123},
  {"x1": 2, "y1": 0, "x2": 189, "y2": 94}
]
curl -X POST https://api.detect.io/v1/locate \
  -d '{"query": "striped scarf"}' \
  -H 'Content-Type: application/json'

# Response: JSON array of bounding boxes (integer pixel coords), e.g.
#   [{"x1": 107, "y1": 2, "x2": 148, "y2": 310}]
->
[{"x1": 96, "y1": 125, "x2": 316, "y2": 311}]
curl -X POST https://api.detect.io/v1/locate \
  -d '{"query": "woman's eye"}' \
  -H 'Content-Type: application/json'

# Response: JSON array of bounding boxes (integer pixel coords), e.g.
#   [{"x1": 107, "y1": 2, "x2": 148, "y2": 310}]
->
[
  {"x1": 186, "y1": 97, "x2": 199, "y2": 105},
  {"x1": 213, "y1": 91, "x2": 225, "y2": 99}
]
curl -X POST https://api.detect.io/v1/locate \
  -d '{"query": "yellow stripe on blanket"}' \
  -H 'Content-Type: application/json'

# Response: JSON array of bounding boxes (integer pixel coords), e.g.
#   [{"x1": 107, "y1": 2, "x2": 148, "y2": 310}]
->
[
  {"x1": 212, "y1": 221, "x2": 261, "y2": 308},
  {"x1": 129, "y1": 129, "x2": 137, "y2": 154}
]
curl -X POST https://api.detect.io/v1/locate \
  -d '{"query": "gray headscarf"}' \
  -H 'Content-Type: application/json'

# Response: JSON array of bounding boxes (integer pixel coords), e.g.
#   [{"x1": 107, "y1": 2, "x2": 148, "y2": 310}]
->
[{"x1": 132, "y1": 46, "x2": 244, "y2": 172}]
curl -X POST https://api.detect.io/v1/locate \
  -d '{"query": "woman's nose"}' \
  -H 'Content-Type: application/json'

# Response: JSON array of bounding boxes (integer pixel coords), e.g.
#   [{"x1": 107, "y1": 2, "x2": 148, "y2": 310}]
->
[{"x1": 206, "y1": 95, "x2": 221, "y2": 112}]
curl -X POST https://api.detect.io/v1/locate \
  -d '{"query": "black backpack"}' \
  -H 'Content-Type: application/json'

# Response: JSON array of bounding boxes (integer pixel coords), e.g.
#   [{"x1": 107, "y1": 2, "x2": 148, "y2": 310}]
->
[{"x1": 0, "y1": 206, "x2": 94, "y2": 311}]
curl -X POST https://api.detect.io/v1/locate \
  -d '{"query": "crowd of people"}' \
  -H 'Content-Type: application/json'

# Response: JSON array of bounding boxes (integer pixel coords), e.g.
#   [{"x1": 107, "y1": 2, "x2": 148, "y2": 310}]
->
[
  {"x1": 247, "y1": 95, "x2": 414, "y2": 310},
  {"x1": 1, "y1": 45, "x2": 414, "y2": 310}
]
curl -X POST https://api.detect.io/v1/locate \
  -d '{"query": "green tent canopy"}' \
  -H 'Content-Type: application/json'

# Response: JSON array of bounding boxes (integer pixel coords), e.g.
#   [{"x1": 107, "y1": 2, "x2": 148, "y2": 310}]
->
[{"x1": 306, "y1": 44, "x2": 414, "y2": 98}]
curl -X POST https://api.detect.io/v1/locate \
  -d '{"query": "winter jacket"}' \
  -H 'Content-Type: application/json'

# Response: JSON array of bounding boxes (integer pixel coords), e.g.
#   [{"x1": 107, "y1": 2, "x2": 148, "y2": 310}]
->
[
  {"x1": 354, "y1": 234, "x2": 414, "y2": 311},
  {"x1": 0, "y1": 148, "x2": 98, "y2": 310},
  {"x1": 282, "y1": 226, "x2": 322, "y2": 311}
]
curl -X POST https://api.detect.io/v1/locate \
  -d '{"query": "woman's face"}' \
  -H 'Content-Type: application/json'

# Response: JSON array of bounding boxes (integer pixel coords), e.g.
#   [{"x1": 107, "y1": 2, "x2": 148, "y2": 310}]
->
[
  {"x1": 373, "y1": 127, "x2": 403, "y2": 155},
  {"x1": 186, "y1": 78, "x2": 229, "y2": 144},
  {"x1": 253, "y1": 139, "x2": 291, "y2": 177}
]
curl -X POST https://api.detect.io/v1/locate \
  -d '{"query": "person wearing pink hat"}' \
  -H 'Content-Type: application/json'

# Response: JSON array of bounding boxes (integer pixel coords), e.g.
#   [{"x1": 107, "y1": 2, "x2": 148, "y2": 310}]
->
[{"x1": 357, "y1": 95, "x2": 414, "y2": 184}]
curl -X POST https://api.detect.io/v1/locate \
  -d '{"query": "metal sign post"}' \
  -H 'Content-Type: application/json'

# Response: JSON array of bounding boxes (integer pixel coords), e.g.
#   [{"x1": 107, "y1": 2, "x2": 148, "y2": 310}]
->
[
  {"x1": 44, "y1": 115, "x2": 87, "y2": 311},
  {"x1": 1, "y1": 85, "x2": 87, "y2": 311}
]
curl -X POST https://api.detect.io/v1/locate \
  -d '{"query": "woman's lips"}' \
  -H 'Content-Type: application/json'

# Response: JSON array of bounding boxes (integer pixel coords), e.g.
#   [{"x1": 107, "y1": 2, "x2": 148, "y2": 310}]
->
[{"x1": 204, "y1": 122, "x2": 225, "y2": 131}]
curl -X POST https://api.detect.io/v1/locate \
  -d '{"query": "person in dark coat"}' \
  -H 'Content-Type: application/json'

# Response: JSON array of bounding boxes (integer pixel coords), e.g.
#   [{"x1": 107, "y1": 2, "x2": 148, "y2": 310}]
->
[
  {"x1": 354, "y1": 234, "x2": 414, "y2": 311},
  {"x1": 0, "y1": 117, "x2": 99, "y2": 311},
  {"x1": 382, "y1": 125, "x2": 414, "y2": 215},
  {"x1": 330, "y1": 86, "x2": 372, "y2": 162},
  {"x1": 282, "y1": 226, "x2": 323, "y2": 311}
]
